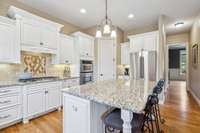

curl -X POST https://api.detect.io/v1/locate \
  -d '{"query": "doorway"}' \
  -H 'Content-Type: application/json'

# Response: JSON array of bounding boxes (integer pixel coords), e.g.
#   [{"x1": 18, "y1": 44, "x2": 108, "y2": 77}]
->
[{"x1": 165, "y1": 42, "x2": 189, "y2": 91}]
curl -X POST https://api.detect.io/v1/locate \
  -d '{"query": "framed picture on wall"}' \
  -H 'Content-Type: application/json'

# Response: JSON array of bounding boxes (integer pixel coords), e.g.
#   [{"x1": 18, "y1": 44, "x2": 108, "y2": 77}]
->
[{"x1": 192, "y1": 44, "x2": 198, "y2": 68}]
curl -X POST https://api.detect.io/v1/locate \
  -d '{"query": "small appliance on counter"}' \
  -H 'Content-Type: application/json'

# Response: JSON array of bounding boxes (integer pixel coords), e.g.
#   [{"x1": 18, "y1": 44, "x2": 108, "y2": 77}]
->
[
  {"x1": 80, "y1": 60, "x2": 93, "y2": 85},
  {"x1": 18, "y1": 68, "x2": 32, "y2": 80}
]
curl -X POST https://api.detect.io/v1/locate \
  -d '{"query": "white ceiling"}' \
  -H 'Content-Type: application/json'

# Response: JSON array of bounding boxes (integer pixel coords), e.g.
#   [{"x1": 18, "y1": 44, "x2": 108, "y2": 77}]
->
[{"x1": 18, "y1": 0, "x2": 200, "y2": 33}]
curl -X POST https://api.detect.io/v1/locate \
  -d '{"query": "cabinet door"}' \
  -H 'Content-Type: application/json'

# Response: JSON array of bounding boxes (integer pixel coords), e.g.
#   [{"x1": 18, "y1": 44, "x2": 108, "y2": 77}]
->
[
  {"x1": 144, "y1": 34, "x2": 157, "y2": 51},
  {"x1": 63, "y1": 94, "x2": 90, "y2": 133},
  {"x1": 0, "y1": 23, "x2": 19, "y2": 63},
  {"x1": 41, "y1": 28, "x2": 58, "y2": 49},
  {"x1": 27, "y1": 91, "x2": 45, "y2": 117},
  {"x1": 21, "y1": 22, "x2": 41, "y2": 47},
  {"x1": 121, "y1": 43, "x2": 130, "y2": 65},
  {"x1": 130, "y1": 37, "x2": 144, "y2": 52},
  {"x1": 79, "y1": 37, "x2": 94, "y2": 57},
  {"x1": 60, "y1": 35, "x2": 74, "y2": 64},
  {"x1": 45, "y1": 88, "x2": 60, "y2": 110}
]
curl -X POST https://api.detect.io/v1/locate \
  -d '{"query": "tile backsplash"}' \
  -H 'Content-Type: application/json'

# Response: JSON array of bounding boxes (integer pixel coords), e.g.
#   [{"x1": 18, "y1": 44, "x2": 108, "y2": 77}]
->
[{"x1": 0, "y1": 52, "x2": 70, "y2": 81}]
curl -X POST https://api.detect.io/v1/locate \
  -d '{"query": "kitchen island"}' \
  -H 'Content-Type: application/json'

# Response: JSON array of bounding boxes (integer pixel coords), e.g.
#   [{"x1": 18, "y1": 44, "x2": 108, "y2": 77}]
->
[{"x1": 62, "y1": 79, "x2": 156, "y2": 133}]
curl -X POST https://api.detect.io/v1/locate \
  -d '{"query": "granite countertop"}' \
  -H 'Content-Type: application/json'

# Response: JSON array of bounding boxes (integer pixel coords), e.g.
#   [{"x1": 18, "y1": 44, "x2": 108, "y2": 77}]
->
[
  {"x1": 62, "y1": 79, "x2": 156, "y2": 113},
  {"x1": 0, "y1": 76, "x2": 80, "y2": 88}
]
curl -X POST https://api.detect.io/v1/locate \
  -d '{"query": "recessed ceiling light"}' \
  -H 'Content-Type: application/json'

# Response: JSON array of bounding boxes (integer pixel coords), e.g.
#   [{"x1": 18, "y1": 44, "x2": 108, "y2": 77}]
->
[
  {"x1": 128, "y1": 14, "x2": 134, "y2": 19},
  {"x1": 80, "y1": 8, "x2": 87, "y2": 14},
  {"x1": 175, "y1": 22, "x2": 184, "y2": 27}
]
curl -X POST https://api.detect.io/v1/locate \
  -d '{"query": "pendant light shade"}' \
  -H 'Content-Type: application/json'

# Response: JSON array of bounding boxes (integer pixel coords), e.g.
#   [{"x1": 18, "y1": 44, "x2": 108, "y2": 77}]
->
[
  {"x1": 103, "y1": 24, "x2": 111, "y2": 34},
  {"x1": 96, "y1": 29, "x2": 102, "y2": 38},
  {"x1": 111, "y1": 29, "x2": 117, "y2": 38}
]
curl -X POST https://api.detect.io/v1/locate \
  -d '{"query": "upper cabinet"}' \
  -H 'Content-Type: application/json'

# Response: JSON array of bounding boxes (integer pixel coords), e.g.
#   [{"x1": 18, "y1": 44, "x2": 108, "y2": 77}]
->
[
  {"x1": 72, "y1": 32, "x2": 94, "y2": 60},
  {"x1": 59, "y1": 34, "x2": 74, "y2": 64},
  {"x1": 8, "y1": 6, "x2": 63, "y2": 54},
  {"x1": 121, "y1": 42, "x2": 130, "y2": 65},
  {"x1": 129, "y1": 31, "x2": 158, "y2": 52},
  {"x1": 0, "y1": 16, "x2": 20, "y2": 64}
]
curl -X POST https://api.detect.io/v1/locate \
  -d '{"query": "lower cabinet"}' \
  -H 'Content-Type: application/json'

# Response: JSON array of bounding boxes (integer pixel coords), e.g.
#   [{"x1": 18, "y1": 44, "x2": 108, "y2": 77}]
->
[
  {"x1": 23, "y1": 81, "x2": 62, "y2": 123},
  {"x1": 26, "y1": 90, "x2": 46, "y2": 117},
  {"x1": 0, "y1": 86, "x2": 22, "y2": 129},
  {"x1": 63, "y1": 94, "x2": 91, "y2": 133}
]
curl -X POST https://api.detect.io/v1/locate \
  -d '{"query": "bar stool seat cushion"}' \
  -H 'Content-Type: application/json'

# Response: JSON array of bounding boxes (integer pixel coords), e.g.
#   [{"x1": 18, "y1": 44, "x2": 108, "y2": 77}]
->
[{"x1": 102, "y1": 109, "x2": 144, "y2": 131}]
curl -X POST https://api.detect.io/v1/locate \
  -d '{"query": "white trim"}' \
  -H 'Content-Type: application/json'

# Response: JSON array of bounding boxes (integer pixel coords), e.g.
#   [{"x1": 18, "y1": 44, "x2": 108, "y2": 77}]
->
[
  {"x1": 189, "y1": 90, "x2": 200, "y2": 106},
  {"x1": 165, "y1": 42, "x2": 189, "y2": 91},
  {"x1": 71, "y1": 31, "x2": 95, "y2": 40},
  {"x1": 128, "y1": 31, "x2": 158, "y2": 39}
]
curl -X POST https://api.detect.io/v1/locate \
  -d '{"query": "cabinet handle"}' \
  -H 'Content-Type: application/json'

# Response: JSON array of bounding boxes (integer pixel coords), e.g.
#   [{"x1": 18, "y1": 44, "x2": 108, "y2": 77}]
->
[
  {"x1": 72, "y1": 105, "x2": 78, "y2": 112},
  {"x1": 86, "y1": 53, "x2": 89, "y2": 56},
  {"x1": 0, "y1": 115, "x2": 11, "y2": 119},
  {"x1": 40, "y1": 42, "x2": 44, "y2": 45},
  {"x1": 100, "y1": 74, "x2": 103, "y2": 76},
  {"x1": 65, "y1": 60, "x2": 69, "y2": 63},
  {"x1": 45, "y1": 91, "x2": 48, "y2": 94},
  {"x1": 0, "y1": 90, "x2": 11, "y2": 93},
  {"x1": 0, "y1": 100, "x2": 11, "y2": 104}
]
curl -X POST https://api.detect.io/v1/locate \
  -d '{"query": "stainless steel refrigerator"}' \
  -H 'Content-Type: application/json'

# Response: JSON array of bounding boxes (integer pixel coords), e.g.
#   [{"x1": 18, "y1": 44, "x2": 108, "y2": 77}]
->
[{"x1": 130, "y1": 50, "x2": 157, "y2": 81}]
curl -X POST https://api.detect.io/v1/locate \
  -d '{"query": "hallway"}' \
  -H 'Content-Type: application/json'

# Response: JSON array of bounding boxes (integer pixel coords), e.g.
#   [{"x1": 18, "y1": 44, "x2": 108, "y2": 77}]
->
[{"x1": 162, "y1": 81, "x2": 200, "y2": 132}]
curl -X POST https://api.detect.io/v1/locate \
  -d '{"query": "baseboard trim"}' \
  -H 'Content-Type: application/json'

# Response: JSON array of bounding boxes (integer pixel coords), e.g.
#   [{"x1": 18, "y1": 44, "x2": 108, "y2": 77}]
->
[{"x1": 189, "y1": 90, "x2": 200, "y2": 106}]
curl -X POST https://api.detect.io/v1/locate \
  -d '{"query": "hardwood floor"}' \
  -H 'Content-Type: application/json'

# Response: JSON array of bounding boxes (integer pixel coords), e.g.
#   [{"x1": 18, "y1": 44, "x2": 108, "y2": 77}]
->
[
  {"x1": 1, "y1": 81, "x2": 200, "y2": 133},
  {"x1": 162, "y1": 81, "x2": 200, "y2": 133}
]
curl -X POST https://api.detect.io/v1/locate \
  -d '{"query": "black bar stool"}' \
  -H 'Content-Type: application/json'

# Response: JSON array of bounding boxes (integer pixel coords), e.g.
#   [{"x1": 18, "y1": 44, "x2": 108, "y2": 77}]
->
[{"x1": 101, "y1": 95, "x2": 161, "y2": 133}]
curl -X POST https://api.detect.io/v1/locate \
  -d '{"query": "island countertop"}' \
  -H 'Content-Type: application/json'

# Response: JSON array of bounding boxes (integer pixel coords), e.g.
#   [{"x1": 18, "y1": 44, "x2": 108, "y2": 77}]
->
[{"x1": 62, "y1": 79, "x2": 156, "y2": 113}]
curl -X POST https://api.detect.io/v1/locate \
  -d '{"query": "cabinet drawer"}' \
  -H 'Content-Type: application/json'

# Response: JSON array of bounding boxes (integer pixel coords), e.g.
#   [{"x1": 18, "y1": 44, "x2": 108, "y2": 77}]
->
[
  {"x1": 0, "y1": 86, "x2": 21, "y2": 96},
  {"x1": 0, "y1": 105, "x2": 21, "y2": 125},
  {"x1": 0, "y1": 94, "x2": 21, "y2": 109}
]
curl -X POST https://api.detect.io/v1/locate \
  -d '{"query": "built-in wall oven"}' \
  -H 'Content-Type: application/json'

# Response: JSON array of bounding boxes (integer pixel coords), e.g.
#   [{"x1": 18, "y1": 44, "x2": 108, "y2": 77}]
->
[{"x1": 80, "y1": 60, "x2": 93, "y2": 85}]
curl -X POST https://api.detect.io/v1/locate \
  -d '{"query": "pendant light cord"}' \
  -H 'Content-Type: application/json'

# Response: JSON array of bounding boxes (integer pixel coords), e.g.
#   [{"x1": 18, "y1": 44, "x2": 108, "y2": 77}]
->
[{"x1": 105, "y1": 0, "x2": 108, "y2": 23}]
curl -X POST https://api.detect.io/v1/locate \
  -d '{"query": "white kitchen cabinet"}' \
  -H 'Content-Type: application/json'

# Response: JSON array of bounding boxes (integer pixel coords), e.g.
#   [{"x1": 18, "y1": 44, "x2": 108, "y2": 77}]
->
[
  {"x1": 63, "y1": 94, "x2": 91, "y2": 133},
  {"x1": 8, "y1": 6, "x2": 63, "y2": 54},
  {"x1": 0, "y1": 16, "x2": 20, "y2": 64},
  {"x1": 129, "y1": 31, "x2": 158, "y2": 52},
  {"x1": 72, "y1": 32, "x2": 94, "y2": 60},
  {"x1": 45, "y1": 86, "x2": 61, "y2": 110},
  {"x1": 41, "y1": 28, "x2": 58, "y2": 49},
  {"x1": 23, "y1": 81, "x2": 62, "y2": 123},
  {"x1": 59, "y1": 34, "x2": 74, "y2": 64},
  {"x1": 26, "y1": 90, "x2": 46, "y2": 117},
  {"x1": 21, "y1": 21, "x2": 41, "y2": 47},
  {"x1": 121, "y1": 42, "x2": 130, "y2": 65},
  {"x1": 0, "y1": 86, "x2": 22, "y2": 129}
]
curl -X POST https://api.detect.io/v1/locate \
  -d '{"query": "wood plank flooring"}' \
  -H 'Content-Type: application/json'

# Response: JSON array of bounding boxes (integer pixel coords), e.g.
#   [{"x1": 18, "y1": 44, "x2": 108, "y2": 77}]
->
[{"x1": 1, "y1": 81, "x2": 200, "y2": 133}]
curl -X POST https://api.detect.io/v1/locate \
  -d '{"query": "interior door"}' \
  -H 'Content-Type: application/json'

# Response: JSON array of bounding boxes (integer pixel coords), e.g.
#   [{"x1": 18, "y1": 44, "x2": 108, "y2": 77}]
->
[{"x1": 98, "y1": 39, "x2": 116, "y2": 81}]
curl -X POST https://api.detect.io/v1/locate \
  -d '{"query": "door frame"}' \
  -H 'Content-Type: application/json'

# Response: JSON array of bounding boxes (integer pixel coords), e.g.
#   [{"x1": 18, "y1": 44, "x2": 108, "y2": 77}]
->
[
  {"x1": 96, "y1": 37, "x2": 117, "y2": 81},
  {"x1": 165, "y1": 42, "x2": 189, "y2": 91}
]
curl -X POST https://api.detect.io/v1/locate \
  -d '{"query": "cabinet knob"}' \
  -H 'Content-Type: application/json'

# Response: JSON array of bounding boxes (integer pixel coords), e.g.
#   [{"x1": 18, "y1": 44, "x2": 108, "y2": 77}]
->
[
  {"x1": 72, "y1": 105, "x2": 78, "y2": 112},
  {"x1": 65, "y1": 60, "x2": 69, "y2": 63},
  {"x1": 100, "y1": 74, "x2": 103, "y2": 76},
  {"x1": 40, "y1": 42, "x2": 44, "y2": 45},
  {"x1": 86, "y1": 53, "x2": 89, "y2": 56},
  {"x1": 45, "y1": 91, "x2": 48, "y2": 94}
]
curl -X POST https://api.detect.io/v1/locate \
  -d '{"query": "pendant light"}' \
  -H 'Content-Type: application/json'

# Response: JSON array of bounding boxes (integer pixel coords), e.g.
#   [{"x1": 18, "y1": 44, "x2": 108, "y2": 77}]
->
[{"x1": 96, "y1": 0, "x2": 116, "y2": 38}]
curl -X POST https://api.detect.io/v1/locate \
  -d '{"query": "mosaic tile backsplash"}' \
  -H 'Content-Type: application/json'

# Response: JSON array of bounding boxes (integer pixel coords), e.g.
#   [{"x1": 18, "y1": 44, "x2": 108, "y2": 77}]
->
[{"x1": 23, "y1": 54, "x2": 46, "y2": 75}]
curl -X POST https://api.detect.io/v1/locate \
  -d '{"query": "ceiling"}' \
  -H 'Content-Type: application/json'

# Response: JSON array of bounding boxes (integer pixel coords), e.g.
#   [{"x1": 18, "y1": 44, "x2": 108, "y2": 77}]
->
[{"x1": 18, "y1": 0, "x2": 200, "y2": 33}]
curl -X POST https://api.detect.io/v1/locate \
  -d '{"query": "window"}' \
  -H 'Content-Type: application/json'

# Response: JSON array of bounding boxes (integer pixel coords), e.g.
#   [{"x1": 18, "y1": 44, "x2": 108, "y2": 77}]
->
[{"x1": 180, "y1": 50, "x2": 186, "y2": 74}]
